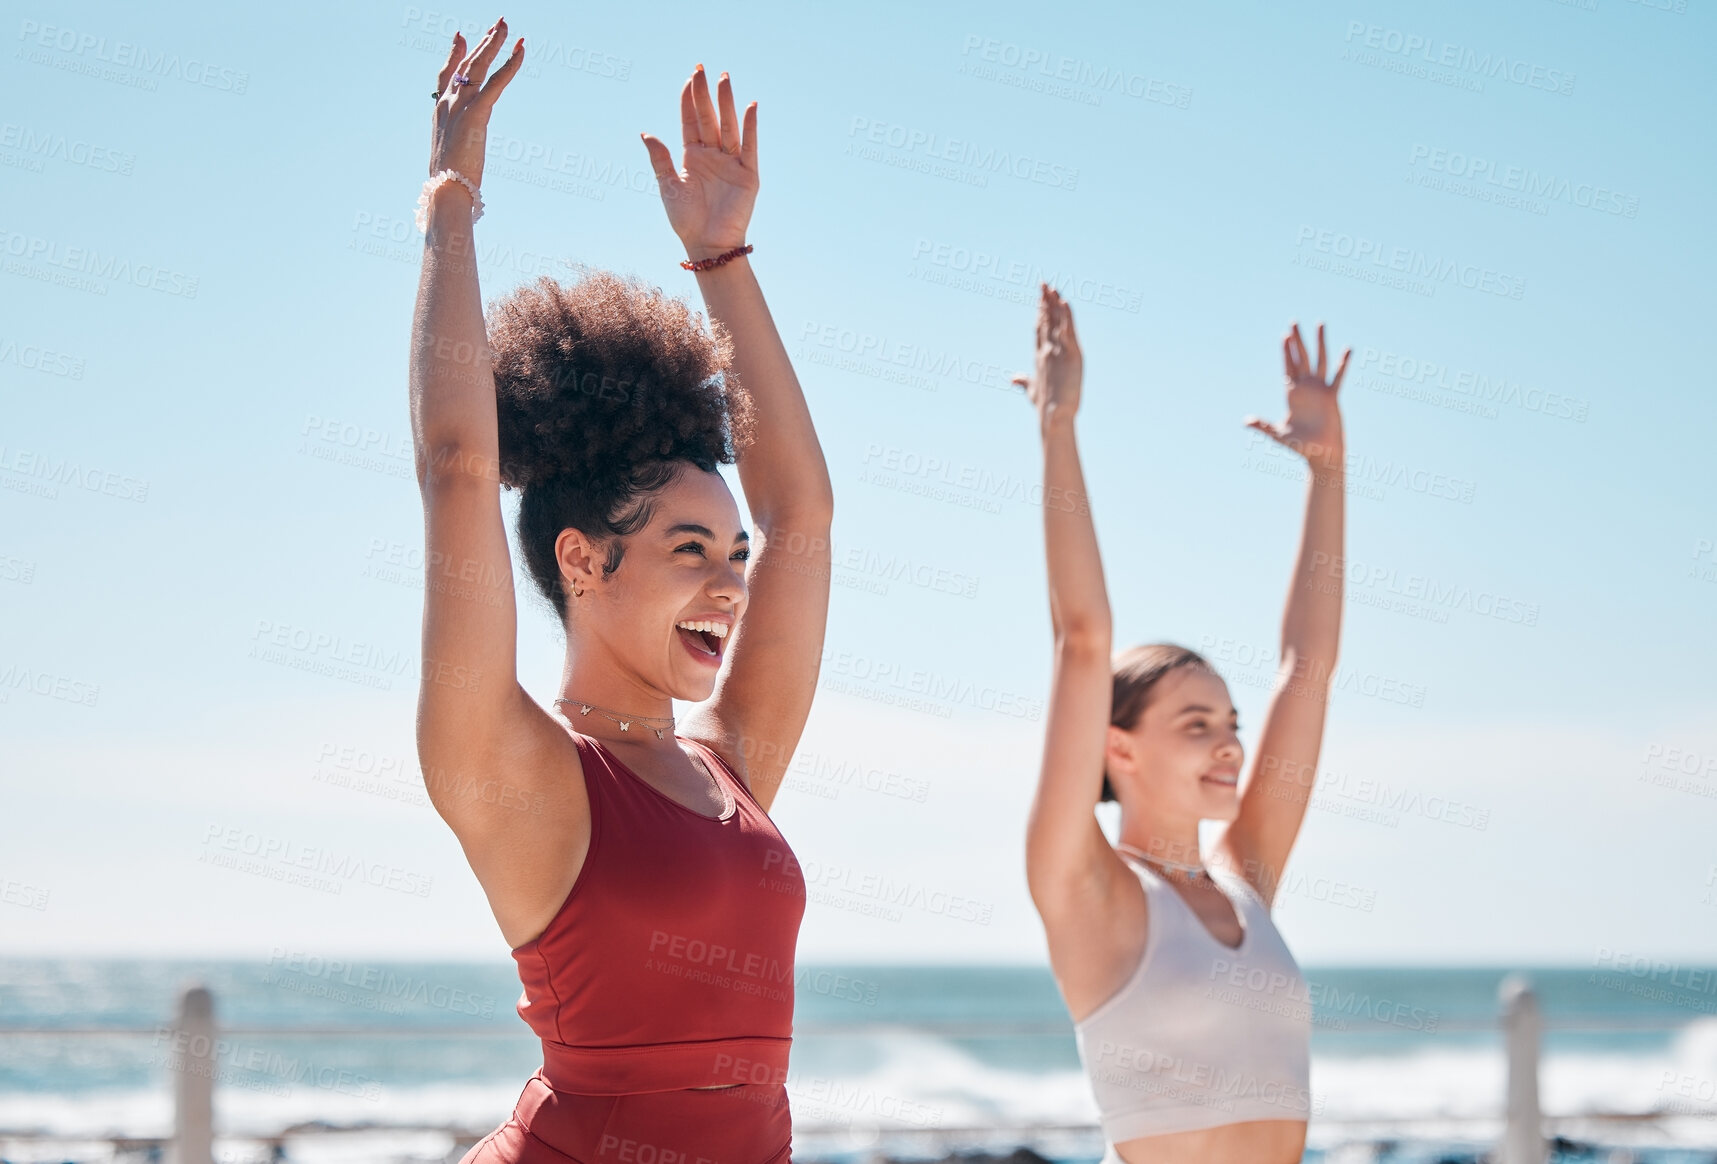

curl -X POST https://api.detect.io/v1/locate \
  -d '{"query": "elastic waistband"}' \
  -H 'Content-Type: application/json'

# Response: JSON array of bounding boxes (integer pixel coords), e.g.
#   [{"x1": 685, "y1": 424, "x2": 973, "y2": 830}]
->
[{"x1": 540, "y1": 1035, "x2": 792, "y2": 1095}]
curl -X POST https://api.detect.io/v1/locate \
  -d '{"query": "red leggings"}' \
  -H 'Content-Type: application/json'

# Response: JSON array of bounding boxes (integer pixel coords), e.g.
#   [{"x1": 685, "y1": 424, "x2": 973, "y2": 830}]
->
[{"x1": 459, "y1": 1069, "x2": 794, "y2": 1164}]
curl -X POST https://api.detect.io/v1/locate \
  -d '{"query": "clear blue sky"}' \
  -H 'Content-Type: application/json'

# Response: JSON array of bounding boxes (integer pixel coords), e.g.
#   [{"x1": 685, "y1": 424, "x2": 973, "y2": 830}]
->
[{"x1": 2, "y1": 0, "x2": 1713, "y2": 965}]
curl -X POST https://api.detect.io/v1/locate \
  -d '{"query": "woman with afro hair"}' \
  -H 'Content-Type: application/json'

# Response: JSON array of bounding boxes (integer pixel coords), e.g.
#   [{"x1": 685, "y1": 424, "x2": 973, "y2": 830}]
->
[{"x1": 410, "y1": 20, "x2": 830, "y2": 1163}]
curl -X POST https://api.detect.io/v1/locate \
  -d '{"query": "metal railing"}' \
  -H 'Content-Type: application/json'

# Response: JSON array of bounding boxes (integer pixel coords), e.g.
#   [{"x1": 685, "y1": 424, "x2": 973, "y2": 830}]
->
[{"x1": 0, "y1": 974, "x2": 1639, "y2": 1164}]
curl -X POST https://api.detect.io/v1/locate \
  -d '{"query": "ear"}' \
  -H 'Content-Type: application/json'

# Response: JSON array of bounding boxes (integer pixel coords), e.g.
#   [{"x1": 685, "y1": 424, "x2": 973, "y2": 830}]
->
[
  {"x1": 554, "y1": 526, "x2": 601, "y2": 598},
  {"x1": 1105, "y1": 724, "x2": 1135, "y2": 779}
]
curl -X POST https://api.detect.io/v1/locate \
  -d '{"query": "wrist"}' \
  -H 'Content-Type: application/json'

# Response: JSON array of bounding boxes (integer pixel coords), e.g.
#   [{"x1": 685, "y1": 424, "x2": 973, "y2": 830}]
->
[
  {"x1": 683, "y1": 240, "x2": 749, "y2": 263},
  {"x1": 1306, "y1": 444, "x2": 1347, "y2": 477},
  {"x1": 417, "y1": 170, "x2": 482, "y2": 235},
  {"x1": 430, "y1": 179, "x2": 476, "y2": 211},
  {"x1": 1039, "y1": 406, "x2": 1077, "y2": 442}
]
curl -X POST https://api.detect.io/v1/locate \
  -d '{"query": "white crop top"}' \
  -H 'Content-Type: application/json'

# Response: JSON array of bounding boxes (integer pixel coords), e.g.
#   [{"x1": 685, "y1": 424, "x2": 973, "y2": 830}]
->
[{"x1": 1073, "y1": 853, "x2": 1312, "y2": 1139}]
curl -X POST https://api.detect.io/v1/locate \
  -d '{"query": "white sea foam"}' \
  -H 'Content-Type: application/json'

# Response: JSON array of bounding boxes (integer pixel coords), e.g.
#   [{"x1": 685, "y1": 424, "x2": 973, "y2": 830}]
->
[{"x1": 5, "y1": 1032, "x2": 1717, "y2": 1150}]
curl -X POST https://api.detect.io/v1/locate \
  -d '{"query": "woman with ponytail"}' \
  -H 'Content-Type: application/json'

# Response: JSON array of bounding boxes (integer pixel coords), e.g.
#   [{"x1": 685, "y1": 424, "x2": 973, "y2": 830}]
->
[{"x1": 1016, "y1": 283, "x2": 1350, "y2": 1163}]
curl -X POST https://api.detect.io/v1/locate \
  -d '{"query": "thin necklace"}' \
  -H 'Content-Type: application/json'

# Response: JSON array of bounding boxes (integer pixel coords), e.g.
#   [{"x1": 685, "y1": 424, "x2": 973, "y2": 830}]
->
[
  {"x1": 553, "y1": 699, "x2": 722, "y2": 811},
  {"x1": 1116, "y1": 842, "x2": 1208, "y2": 882},
  {"x1": 553, "y1": 697, "x2": 675, "y2": 740}
]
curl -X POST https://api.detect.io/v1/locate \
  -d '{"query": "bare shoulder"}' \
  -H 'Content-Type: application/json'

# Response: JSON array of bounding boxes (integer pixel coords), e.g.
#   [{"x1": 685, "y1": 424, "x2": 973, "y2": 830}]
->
[
  {"x1": 1037, "y1": 845, "x2": 1151, "y2": 1025},
  {"x1": 420, "y1": 686, "x2": 583, "y2": 833},
  {"x1": 423, "y1": 691, "x2": 597, "y2": 949}
]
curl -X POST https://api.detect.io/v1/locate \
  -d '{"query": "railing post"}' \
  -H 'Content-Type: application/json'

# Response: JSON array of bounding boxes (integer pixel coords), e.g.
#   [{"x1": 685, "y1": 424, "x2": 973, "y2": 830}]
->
[
  {"x1": 168, "y1": 983, "x2": 215, "y2": 1164},
  {"x1": 1498, "y1": 974, "x2": 1546, "y2": 1164}
]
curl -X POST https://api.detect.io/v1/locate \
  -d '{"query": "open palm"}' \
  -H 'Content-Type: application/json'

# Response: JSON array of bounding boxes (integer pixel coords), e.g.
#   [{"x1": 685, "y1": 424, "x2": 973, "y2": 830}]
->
[
  {"x1": 1246, "y1": 322, "x2": 1349, "y2": 469},
  {"x1": 641, "y1": 66, "x2": 758, "y2": 256},
  {"x1": 1011, "y1": 283, "x2": 1083, "y2": 427}
]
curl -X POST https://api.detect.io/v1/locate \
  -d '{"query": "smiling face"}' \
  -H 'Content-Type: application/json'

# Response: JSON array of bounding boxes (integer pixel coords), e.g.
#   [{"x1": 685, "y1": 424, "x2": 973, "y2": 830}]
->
[
  {"x1": 1106, "y1": 663, "x2": 1244, "y2": 825},
  {"x1": 556, "y1": 465, "x2": 749, "y2": 703}
]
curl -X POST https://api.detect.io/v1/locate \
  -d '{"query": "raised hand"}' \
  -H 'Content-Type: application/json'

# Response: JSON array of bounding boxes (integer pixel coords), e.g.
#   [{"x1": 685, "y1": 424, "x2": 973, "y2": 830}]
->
[
  {"x1": 1012, "y1": 283, "x2": 1084, "y2": 428},
  {"x1": 429, "y1": 17, "x2": 524, "y2": 182},
  {"x1": 640, "y1": 65, "x2": 759, "y2": 259},
  {"x1": 1245, "y1": 322, "x2": 1349, "y2": 470}
]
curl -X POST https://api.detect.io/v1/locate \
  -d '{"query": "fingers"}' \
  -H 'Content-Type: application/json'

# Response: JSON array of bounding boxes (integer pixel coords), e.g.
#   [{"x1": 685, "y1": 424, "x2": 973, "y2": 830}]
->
[
  {"x1": 478, "y1": 37, "x2": 525, "y2": 104},
  {"x1": 1032, "y1": 283, "x2": 1079, "y2": 359},
  {"x1": 1285, "y1": 321, "x2": 1345, "y2": 388},
  {"x1": 1057, "y1": 290, "x2": 1079, "y2": 348},
  {"x1": 741, "y1": 100, "x2": 759, "y2": 170},
  {"x1": 437, "y1": 33, "x2": 465, "y2": 97},
  {"x1": 716, "y1": 72, "x2": 741, "y2": 154},
  {"x1": 460, "y1": 17, "x2": 508, "y2": 91},
  {"x1": 1245, "y1": 417, "x2": 1285, "y2": 445},
  {"x1": 640, "y1": 132, "x2": 678, "y2": 184},
  {"x1": 691, "y1": 64, "x2": 721, "y2": 146},
  {"x1": 679, "y1": 77, "x2": 700, "y2": 151},
  {"x1": 1331, "y1": 346, "x2": 1352, "y2": 393}
]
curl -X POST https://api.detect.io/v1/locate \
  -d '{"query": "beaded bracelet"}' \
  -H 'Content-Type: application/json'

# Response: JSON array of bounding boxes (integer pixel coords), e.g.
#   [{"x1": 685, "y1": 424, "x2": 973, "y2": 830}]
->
[
  {"x1": 415, "y1": 169, "x2": 485, "y2": 233},
  {"x1": 680, "y1": 243, "x2": 752, "y2": 272}
]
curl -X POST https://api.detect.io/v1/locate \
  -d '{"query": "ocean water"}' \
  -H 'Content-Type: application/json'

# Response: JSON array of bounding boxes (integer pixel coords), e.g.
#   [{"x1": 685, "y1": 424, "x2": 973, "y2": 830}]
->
[{"x1": 2, "y1": 959, "x2": 1715, "y2": 1162}]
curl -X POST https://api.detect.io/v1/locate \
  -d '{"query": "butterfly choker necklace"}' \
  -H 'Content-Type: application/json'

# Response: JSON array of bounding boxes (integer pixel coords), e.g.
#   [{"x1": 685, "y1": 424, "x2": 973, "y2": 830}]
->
[{"x1": 553, "y1": 698, "x2": 675, "y2": 740}]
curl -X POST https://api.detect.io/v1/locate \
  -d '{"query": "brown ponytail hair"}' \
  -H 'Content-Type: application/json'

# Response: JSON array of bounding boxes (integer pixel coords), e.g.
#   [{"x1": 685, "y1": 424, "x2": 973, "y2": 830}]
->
[{"x1": 1102, "y1": 644, "x2": 1216, "y2": 802}]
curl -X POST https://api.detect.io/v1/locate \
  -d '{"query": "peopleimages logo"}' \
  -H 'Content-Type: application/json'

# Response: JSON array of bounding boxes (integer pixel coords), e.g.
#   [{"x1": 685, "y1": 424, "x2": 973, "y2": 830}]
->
[
  {"x1": 16, "y1": 19, "x2": 250, "y2": 94},
  {"x1": 1294, "y1": 226, "x2": 1525, "y2": 300},
  {"x1": 0, "y1": 336, "x2": 85, "y2": 379},
  {"x1": 797, "y1": 857, "x2": 996, "y2": 926},
  {"x1": 909, "y1": 238, "x2": 1144, "y2": 314},
  {"x1": 957, "y1": 34, "x2": 1193, "y2": 109},
  {"x1": 1408, "y1": 145, "x2": 1638, "y2": 218},
  {"x1": 847, "y1": 116, "x2": 1079, "y2": 191},
  {"x1": 1341, "y1": 22, "x2": 1575, "y2": 95},
  {"x1": 0, "y1": 122, "x2": 136, "y2": 174},
  {"x1": 1354, "y1": 347, "x2": 1588, "y2": 423},
  {"x1": 199, "y1": 824, "x2": 434, "y2": 898},
  {"x1": 0, "y1": 445, "x2": 148, "y2": 502},
  {"x1": 1307, "y1": 551, "x2": 1540, "y2": 627},
  {"x1": 263, "y1": 948, "x2": 496, "y2": 1017},
  {"x1": 0, "y1": 228, "x2": 199, "y2": 298}
]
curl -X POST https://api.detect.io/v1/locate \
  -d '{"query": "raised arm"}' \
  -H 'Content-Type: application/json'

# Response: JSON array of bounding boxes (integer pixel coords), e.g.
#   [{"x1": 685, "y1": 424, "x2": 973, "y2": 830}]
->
[
  {"x1": 1013, "y1": 286, "x2": 1125, "y2": 916},
  {"x1": 641, "y1": 66, "x2": 833, "y2": 811},
  {"x1": 408, "y1": 25, "x2": 555, "y2": 851},
  {"x1": 1212, "y1": 323, "x2": 1350, "y2": 906}
]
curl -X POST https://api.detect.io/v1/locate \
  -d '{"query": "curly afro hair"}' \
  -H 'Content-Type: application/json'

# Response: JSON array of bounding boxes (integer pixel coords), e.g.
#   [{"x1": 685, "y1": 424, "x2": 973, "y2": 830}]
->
[{"x1": 485, "y1": 269, "x2": 757, "y2": 621}]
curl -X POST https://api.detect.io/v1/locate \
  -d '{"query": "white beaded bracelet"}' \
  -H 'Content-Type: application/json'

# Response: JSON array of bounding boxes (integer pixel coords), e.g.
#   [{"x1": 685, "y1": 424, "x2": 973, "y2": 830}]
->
[{"x1": 415, "y1": 169, "x2": 485, "y2": 233}]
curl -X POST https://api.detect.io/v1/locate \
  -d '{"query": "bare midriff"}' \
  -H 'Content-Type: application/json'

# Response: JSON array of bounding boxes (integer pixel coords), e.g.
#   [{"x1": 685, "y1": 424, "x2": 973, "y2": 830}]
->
[{"x1": 1114, "y1": 1117, "x2": 1307, "y2": 1164}]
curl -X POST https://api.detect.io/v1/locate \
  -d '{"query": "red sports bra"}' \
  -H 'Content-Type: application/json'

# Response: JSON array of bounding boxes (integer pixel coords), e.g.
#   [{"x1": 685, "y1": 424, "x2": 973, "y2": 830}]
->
[{"x1": 509, "y1": 730, "x2": 807, "y2": 1095}]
